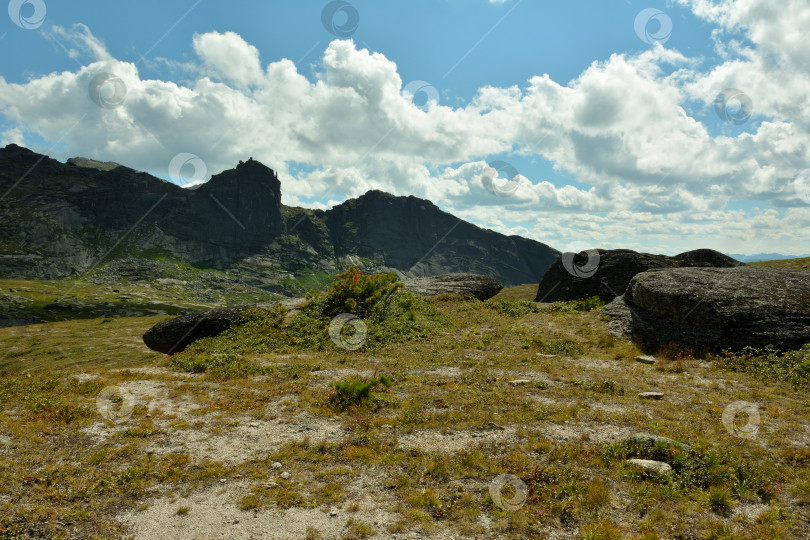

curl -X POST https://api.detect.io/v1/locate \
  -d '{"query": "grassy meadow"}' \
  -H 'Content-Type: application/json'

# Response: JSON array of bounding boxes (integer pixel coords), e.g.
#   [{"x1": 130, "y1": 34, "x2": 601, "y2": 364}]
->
[{"x1": 0, "y1": 268, "x2": 808, "y2": 539}]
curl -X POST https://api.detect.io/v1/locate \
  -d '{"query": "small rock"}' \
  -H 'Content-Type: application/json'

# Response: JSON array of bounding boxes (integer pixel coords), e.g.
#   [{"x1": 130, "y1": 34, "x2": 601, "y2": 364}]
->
[
  {"x1": 262, "y1": 481, "x2": 279, "y2": 488},
  {"x1": 483, "y1": 421, "x2": 504, "y2": 430},
  {"x1": 627, "y1": 458, "x2": 671, "y2": 474},
  {"x1": 638, "y1": 392, "x2": 664, "y2": 400},
  {"x1": 249, "y1": 422, "x2": 260, "y2": 428},
  {"x1": 220, "y1": 478, "x2": 227, "y2": 483},
  {"x1": 271, "y1": 461, "x2": 282, "y2": 469},
  {"x1": 381, "y1": 424, "x2": 393, "y2": 430},
  {"x1": 627, "y1": 432, "x2": 691, "y2": 453},
  {"x1": 537, "y1": 353, "x2": 558, "y2": 358},
  {"x1": 508, "y1": 379, "x2": 531, "y2": 386},
  {"x1": 145, "y1": 413, "x2": 152, "y2": 418},
  {"x1": 635, "y1": 355, "x2": 657, "y2": 365},
  {"x1": 329, "y1": 507, "x2": 339, "y2": 517},
  {"x1": 280, "y1": 472, "x2": 291, "y2": 480}
]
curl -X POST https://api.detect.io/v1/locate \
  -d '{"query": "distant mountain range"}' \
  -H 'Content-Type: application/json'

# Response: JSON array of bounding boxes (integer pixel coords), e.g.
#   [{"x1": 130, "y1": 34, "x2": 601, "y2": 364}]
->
[
  {"x1": 0, "y1": 144, "x2": 559, "y2": 296},
  {"x1": 726, "y1": 253, "x2": 810, "y2": 263}
]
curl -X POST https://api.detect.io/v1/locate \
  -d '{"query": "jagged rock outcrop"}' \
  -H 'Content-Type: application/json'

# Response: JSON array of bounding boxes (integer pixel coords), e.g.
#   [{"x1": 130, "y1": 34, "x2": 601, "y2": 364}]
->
[
  {"x1": 602, "y1": 267, "x2": 810, "y2": 350},
  {"x1": 402, "y1": 274, "x2": 503, "y2": 301},
  {"x1": 534, "y1": 248, "x2": 743, "y2": 302}
]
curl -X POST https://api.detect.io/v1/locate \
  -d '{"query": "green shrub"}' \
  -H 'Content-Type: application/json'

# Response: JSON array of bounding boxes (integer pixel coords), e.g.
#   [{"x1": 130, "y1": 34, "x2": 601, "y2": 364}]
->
[
  {"x1": 707, "y1": 486, "x2": 734, "y2": 515},
  {"x1": 328, "y1": 374, "x2": 393, "y2": 410},
  {"x1": 599, "y1": 439, "x2": 778, "y2": 503},
  {"x1": 713, "y1": 344, "x2": 810, "y2": 387},
  {"x1": 312, "y1": 265, "x2": 403, "y2": 321}
]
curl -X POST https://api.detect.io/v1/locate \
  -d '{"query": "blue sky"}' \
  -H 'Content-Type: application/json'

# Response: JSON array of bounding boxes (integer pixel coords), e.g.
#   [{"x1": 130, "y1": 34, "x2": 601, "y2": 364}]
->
[{"x1": 1, "y1": 0, "x2": 809, "y2": 256}]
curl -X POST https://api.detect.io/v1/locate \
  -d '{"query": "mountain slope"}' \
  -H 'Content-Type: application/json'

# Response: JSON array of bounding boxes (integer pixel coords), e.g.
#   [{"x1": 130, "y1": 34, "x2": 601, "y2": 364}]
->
[{"x1": 0, "y1": 144, "x2": 558, "y2": 292}]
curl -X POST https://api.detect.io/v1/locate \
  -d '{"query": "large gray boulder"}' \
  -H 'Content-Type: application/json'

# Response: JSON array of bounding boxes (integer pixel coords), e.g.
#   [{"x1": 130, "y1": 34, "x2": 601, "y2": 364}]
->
[
  {"x1": 602, "y1": 267, "x2": 810, "y2": 350},
  {"x1": 403, "y1": 273, "x2": 503, "y2": 301},
  {"x1": 535, "y1": 248, "x2": 743, "y2": 302}
]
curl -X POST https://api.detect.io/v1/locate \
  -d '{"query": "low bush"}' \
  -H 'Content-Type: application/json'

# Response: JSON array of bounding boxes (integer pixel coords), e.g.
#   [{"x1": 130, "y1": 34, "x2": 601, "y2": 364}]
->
[
  {"x1": 328, "y1": 374, "x2": 393, "y2": 410},
  {"x1": 712, "y1": 344, "x2": 810, "y2": 387},
  {"x1": 599, "y1": 439, "x2": 780, "y2": 504}
]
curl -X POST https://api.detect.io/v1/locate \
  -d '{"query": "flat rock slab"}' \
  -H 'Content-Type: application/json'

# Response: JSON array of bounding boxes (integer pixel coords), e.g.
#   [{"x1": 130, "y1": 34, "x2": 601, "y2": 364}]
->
[
  {"x1": 403, "y1": 273, "x2": 503, "y2": 301},
  {"x1": 627, "y1": 459, "x2": 672, "y2": 474},
  {"x1": 635, "y1": 355, "x2": 657, "y2": 364},
  {"x1": 508, "y1": 379, "x2": 532, "y2": 386},
  {"x1": 638, "y1": 392, "x2": 664, "y2": 400}
]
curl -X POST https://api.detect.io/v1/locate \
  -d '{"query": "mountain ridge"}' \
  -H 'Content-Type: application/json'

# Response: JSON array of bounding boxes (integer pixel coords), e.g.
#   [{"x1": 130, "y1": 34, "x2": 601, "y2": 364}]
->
[{"x1": 0, "y1": 144, "x2": 559, "y2": 295}]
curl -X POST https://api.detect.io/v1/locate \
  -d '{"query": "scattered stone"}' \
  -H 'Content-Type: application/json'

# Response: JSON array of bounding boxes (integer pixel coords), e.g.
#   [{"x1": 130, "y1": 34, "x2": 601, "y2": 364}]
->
[
  {"x1": 262, "y1": 481, "x2": 279, "y2": 489},
  {"x1": 279, "y1": 472, "x2": 291, "y2": 480},
  {"x1": 249, "y1": 422, "x2": 260, "y2": 428},
  {"x1": 537, "y1": 353, "x2": 558, "y2": 358},
  {"x1": 271, "y1": 461, "x2": 282, "y2": 469},
  {"x1": 635, "y1": 355, "x2": 657, "y2": 365},
  {"x1": 627, "y1": 458, "x2": 672, "y2": 474},
  {"x1": 638, "y1": 392, "x2": 664, "y2": 400},
  {"x1": 329, "y1": 507, "x2": 339, "y2": 517},
  {"x1": 482, "y1": 422, "x2": 505, "y2": 431},
  {"x1": 220, "y1": 479, "x2": 227, "y2": 483},
  {"x1": 508, "y1": 379, "x2": 531, "y2": 386},
  {"x1": 381, "y1": 424, "x2": 393, "y2": 430}
]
